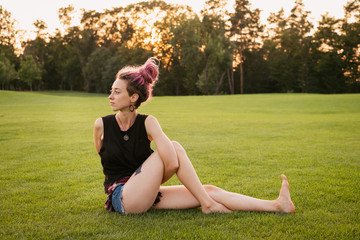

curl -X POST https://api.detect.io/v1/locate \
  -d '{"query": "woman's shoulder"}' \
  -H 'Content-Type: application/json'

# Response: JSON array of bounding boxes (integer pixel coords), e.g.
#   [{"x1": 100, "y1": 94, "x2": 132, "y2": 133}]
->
[
  {"x1": 143, "y1": 114, "x2": 161, "y2": 130},
  {"x1": 101, "y1": 114, "x2": 116, "y2": 120},
  {"x1": 94, "y1": 114, "x2": 115, "y2": 128},
  {"x1": 99, "y1": 114, "x2": 116, "y2": 125},
  {"x1": 142, "y1": 114, "x2": 157, "y2": 122},
  {"x1": 138, "y1": 113, "x2": 156, "y2": 122},
  {"x1": 94, "y1": 117, "x2": 103, "y2": 131}
]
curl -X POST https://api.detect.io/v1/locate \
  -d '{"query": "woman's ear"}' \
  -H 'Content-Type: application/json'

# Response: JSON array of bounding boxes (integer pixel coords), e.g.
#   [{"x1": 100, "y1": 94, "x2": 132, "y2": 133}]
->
[{"x1": 130, "y1": 93, "x2": 139, "y2": 103}]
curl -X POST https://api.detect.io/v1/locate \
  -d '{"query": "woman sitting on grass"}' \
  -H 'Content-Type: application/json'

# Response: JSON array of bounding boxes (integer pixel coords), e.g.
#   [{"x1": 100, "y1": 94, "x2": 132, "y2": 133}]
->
[{"x1": 93, "y1": 57, "x2": 295, "y2": 214}]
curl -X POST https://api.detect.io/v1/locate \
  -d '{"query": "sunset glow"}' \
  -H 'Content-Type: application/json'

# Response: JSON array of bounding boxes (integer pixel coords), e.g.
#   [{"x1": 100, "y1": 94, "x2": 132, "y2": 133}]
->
[
  {"x1": 1, "y1": 0, "x2": 349, "y2": 40},
  {"x1": 1, "y1": 0, "x2": 358, "y2": 96}
]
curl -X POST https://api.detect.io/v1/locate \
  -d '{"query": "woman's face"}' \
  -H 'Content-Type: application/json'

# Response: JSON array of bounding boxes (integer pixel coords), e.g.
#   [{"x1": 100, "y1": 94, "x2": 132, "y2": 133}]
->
[{"x1": 108, "y1": 79, "x2": 132, "y2": 111}]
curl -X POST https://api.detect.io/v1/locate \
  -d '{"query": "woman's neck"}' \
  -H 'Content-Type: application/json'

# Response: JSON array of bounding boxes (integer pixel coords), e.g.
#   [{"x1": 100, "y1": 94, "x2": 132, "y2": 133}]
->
[{"x1": 116, "y1": 111, "x2": 137, "y2": 131}]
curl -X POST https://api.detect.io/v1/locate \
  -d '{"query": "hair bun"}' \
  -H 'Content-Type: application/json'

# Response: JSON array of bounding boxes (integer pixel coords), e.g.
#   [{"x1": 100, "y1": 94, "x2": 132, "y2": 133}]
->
[{"x1": 139, "y1": 57, "x2": 159, "y2": 84}]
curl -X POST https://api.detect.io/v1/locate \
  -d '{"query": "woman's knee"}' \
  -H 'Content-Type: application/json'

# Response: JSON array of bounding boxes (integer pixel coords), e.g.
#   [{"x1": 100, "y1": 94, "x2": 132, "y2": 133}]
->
[
  {"x1": 123, "y1": 200, "x2": 152, "y2": 214},
  {"x1": 172, "y1": 141, "x2": 186, "y2": 157},
  {"x1": 170, "y1": 141, "x2": 186, "y2": 168},
  {"x1": 204, "y1": 185, "x2": 222, "y2": 195}
]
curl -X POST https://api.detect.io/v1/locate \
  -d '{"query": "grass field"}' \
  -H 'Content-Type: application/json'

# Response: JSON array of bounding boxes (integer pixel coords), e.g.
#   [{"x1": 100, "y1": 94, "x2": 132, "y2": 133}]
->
[{"x1": 1, "y1": 90, "x2": 359, "y2": 239}]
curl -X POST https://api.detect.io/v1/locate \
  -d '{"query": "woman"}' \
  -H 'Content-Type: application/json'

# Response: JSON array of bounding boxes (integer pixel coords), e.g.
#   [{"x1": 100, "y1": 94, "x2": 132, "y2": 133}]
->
[{"x1": 93, "y1": 57, "x2": 295, "y2": 214}]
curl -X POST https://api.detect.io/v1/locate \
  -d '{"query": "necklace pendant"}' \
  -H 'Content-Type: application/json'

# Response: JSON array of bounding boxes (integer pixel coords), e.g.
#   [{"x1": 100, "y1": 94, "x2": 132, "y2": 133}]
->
[{"x1": 123, "y1": 134, "x2": 129, "y2": 141}]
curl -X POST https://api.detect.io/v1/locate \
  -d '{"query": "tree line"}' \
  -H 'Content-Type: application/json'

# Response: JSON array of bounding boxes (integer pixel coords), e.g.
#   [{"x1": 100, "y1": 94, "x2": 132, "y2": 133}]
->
[{"x1": 0, "y1": 0, "x2": 359, "y2": 95}]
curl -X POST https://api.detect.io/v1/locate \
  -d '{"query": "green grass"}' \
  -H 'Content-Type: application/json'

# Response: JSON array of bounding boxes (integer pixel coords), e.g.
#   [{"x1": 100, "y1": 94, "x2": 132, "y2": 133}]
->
[{"x1": 1, "y1": 90, "x2": 359, "y2": 239}]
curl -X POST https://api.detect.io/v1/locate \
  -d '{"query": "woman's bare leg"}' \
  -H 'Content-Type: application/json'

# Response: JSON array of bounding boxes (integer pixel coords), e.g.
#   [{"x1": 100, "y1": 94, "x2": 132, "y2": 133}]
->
[
  {"x1": 154, "y1": 175, "x2": 295, "y2": 213},
  {"x1": 121, "y1": 146, "x2": 231, "y2": 214},
  {"x1": 153, "y1": 185, "x2": 200, "y2": 210},
  {"x1": 170, "y1": 141, "x2": 231, "y2": 213},
  {"x1": 121, "y1": 152, "x2": 165, "y2": 214},
  {"x1": 122, "y1": 141, "x2": 294, "y2": 214},
  {"x1": 170, "y1": 141, "x2": 294, "y2": 213},
  {"x1": 205, "y1": 174, "x2": 295, "y2": 212}
]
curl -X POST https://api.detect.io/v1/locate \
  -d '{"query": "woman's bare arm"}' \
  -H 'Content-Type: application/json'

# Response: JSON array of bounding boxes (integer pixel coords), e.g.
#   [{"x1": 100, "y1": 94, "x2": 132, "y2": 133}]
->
[
  {"x1": 93, "y1": 118, "x2": 104, "y2": 154},
  {"x1": 145, "y1": 115, "x2": 179, "y2": 183}
]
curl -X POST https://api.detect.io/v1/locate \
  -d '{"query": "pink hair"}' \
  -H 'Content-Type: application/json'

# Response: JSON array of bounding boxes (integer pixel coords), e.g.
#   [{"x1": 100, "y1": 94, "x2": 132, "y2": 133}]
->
[{"x1": 116, "y1": 57, "x2": 160, "y2": 108}]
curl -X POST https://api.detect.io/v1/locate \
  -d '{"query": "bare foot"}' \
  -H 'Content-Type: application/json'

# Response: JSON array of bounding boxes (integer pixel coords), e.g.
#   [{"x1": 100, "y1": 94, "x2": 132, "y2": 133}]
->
[
  {"x1": 276, "y1": 174, "x2": 295, "y2": 213},
  {"x1": 202, "y1": 201, "x2": 233, "y2": 214}
]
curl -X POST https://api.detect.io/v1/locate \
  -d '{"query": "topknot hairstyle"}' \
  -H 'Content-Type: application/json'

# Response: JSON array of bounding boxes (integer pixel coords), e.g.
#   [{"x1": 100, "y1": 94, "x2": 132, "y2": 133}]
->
[{"x1": 116, "y1": 57, "x2": 159, "y2": 108}]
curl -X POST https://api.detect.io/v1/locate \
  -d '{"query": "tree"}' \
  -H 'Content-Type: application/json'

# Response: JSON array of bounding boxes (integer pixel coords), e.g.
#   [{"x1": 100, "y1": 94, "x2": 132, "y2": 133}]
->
[
  {"x1": 341, "y1": 0, "x2": 360, "y2": 92},
  {"x1": 101, "y1": 53, "x2": 128, "y2": 93},
  {"x1": 67, "y1": 27, "x2": 97, "y2": 92},
  {"x1": 265, "y1": 9, "x2": 289, "y2": 92},
  {"x1": 23, "y1": 37, "x2": 47, "y2": 67},
  {"x1": 33, "y1": 19, "x2": 48, "y2": 39},
  {"x1": 166, "y1": 15, "x2": 204, "y2": 95},
  {"x1": 344, "y1": 0, "x2": 360, "y2": 20},
  {"x1": 310, "y1": 14, "x2": 345, "y2": 93},
  {"x1": 0, "y1": 5, "x2": 19, "y2": 71},
  {"x1": 85, "y1": 47, "x2": 113, "y2": 93},
  {"x1": 37, "y1": 32, "x2": 81, "y2": 91},
  {"x1": 0, "y1": 5, "x2": 17, "y2": 47},
  {"x1": 7, "y1": 0, "x2": 358, "y2": 94},
  {"x1": 99, "y1": 8, "x2": 135, "y2": 51},
  {"x1": 198, "y1": 0, "x2": 233, "y2": 95},
  {"x1": 148, "y1": 1, "x2": 199, "y2": 95},
  {"x1": 58, "y1": 4, "x2": 75, "y2": 30},
  {"x1": 18, "y1": 55, "x2": 42, "y2": 91},
  {"x1": 229, "y1": 0, "x2": 263, "y2": 94},
  {"x1": 242, "y1": 48, "x2": 272, "y2": 93},
  {"x1": 0, "y1": 53, "x2": 18, "y2": 90},
  {"x1": 22, "y1": 19, "x2": 49, "y2": 68},
  {"x1": 265, "y1": 0, "x2": 313, "y2": 93},
  {"x1": 287, "y1": 0, "x2": 313, "y2": 92}
]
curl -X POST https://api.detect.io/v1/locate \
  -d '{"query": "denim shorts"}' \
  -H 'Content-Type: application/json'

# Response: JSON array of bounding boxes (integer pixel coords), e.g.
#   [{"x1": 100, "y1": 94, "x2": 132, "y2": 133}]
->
[{"x1": 111, "y1": 184, "x2": 126, "y2": 214}]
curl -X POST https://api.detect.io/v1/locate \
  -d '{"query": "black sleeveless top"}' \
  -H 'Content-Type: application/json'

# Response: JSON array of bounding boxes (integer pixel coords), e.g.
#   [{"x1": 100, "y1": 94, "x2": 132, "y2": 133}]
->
[{"x1": 99, "y1": 114, "x2": 153, "y2": 193}]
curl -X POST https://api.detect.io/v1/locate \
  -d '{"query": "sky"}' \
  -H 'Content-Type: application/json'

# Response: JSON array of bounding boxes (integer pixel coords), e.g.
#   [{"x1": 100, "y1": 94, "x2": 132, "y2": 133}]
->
[{"x1": 1, "y1": 0, "x2": 349, "y2": 39}]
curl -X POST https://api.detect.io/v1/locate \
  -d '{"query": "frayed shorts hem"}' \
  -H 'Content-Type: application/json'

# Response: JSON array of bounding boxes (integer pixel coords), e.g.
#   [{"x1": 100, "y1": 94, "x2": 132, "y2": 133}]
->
[{"x1": 111, "y1": 184, "x2": 126, "y2": 214}]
